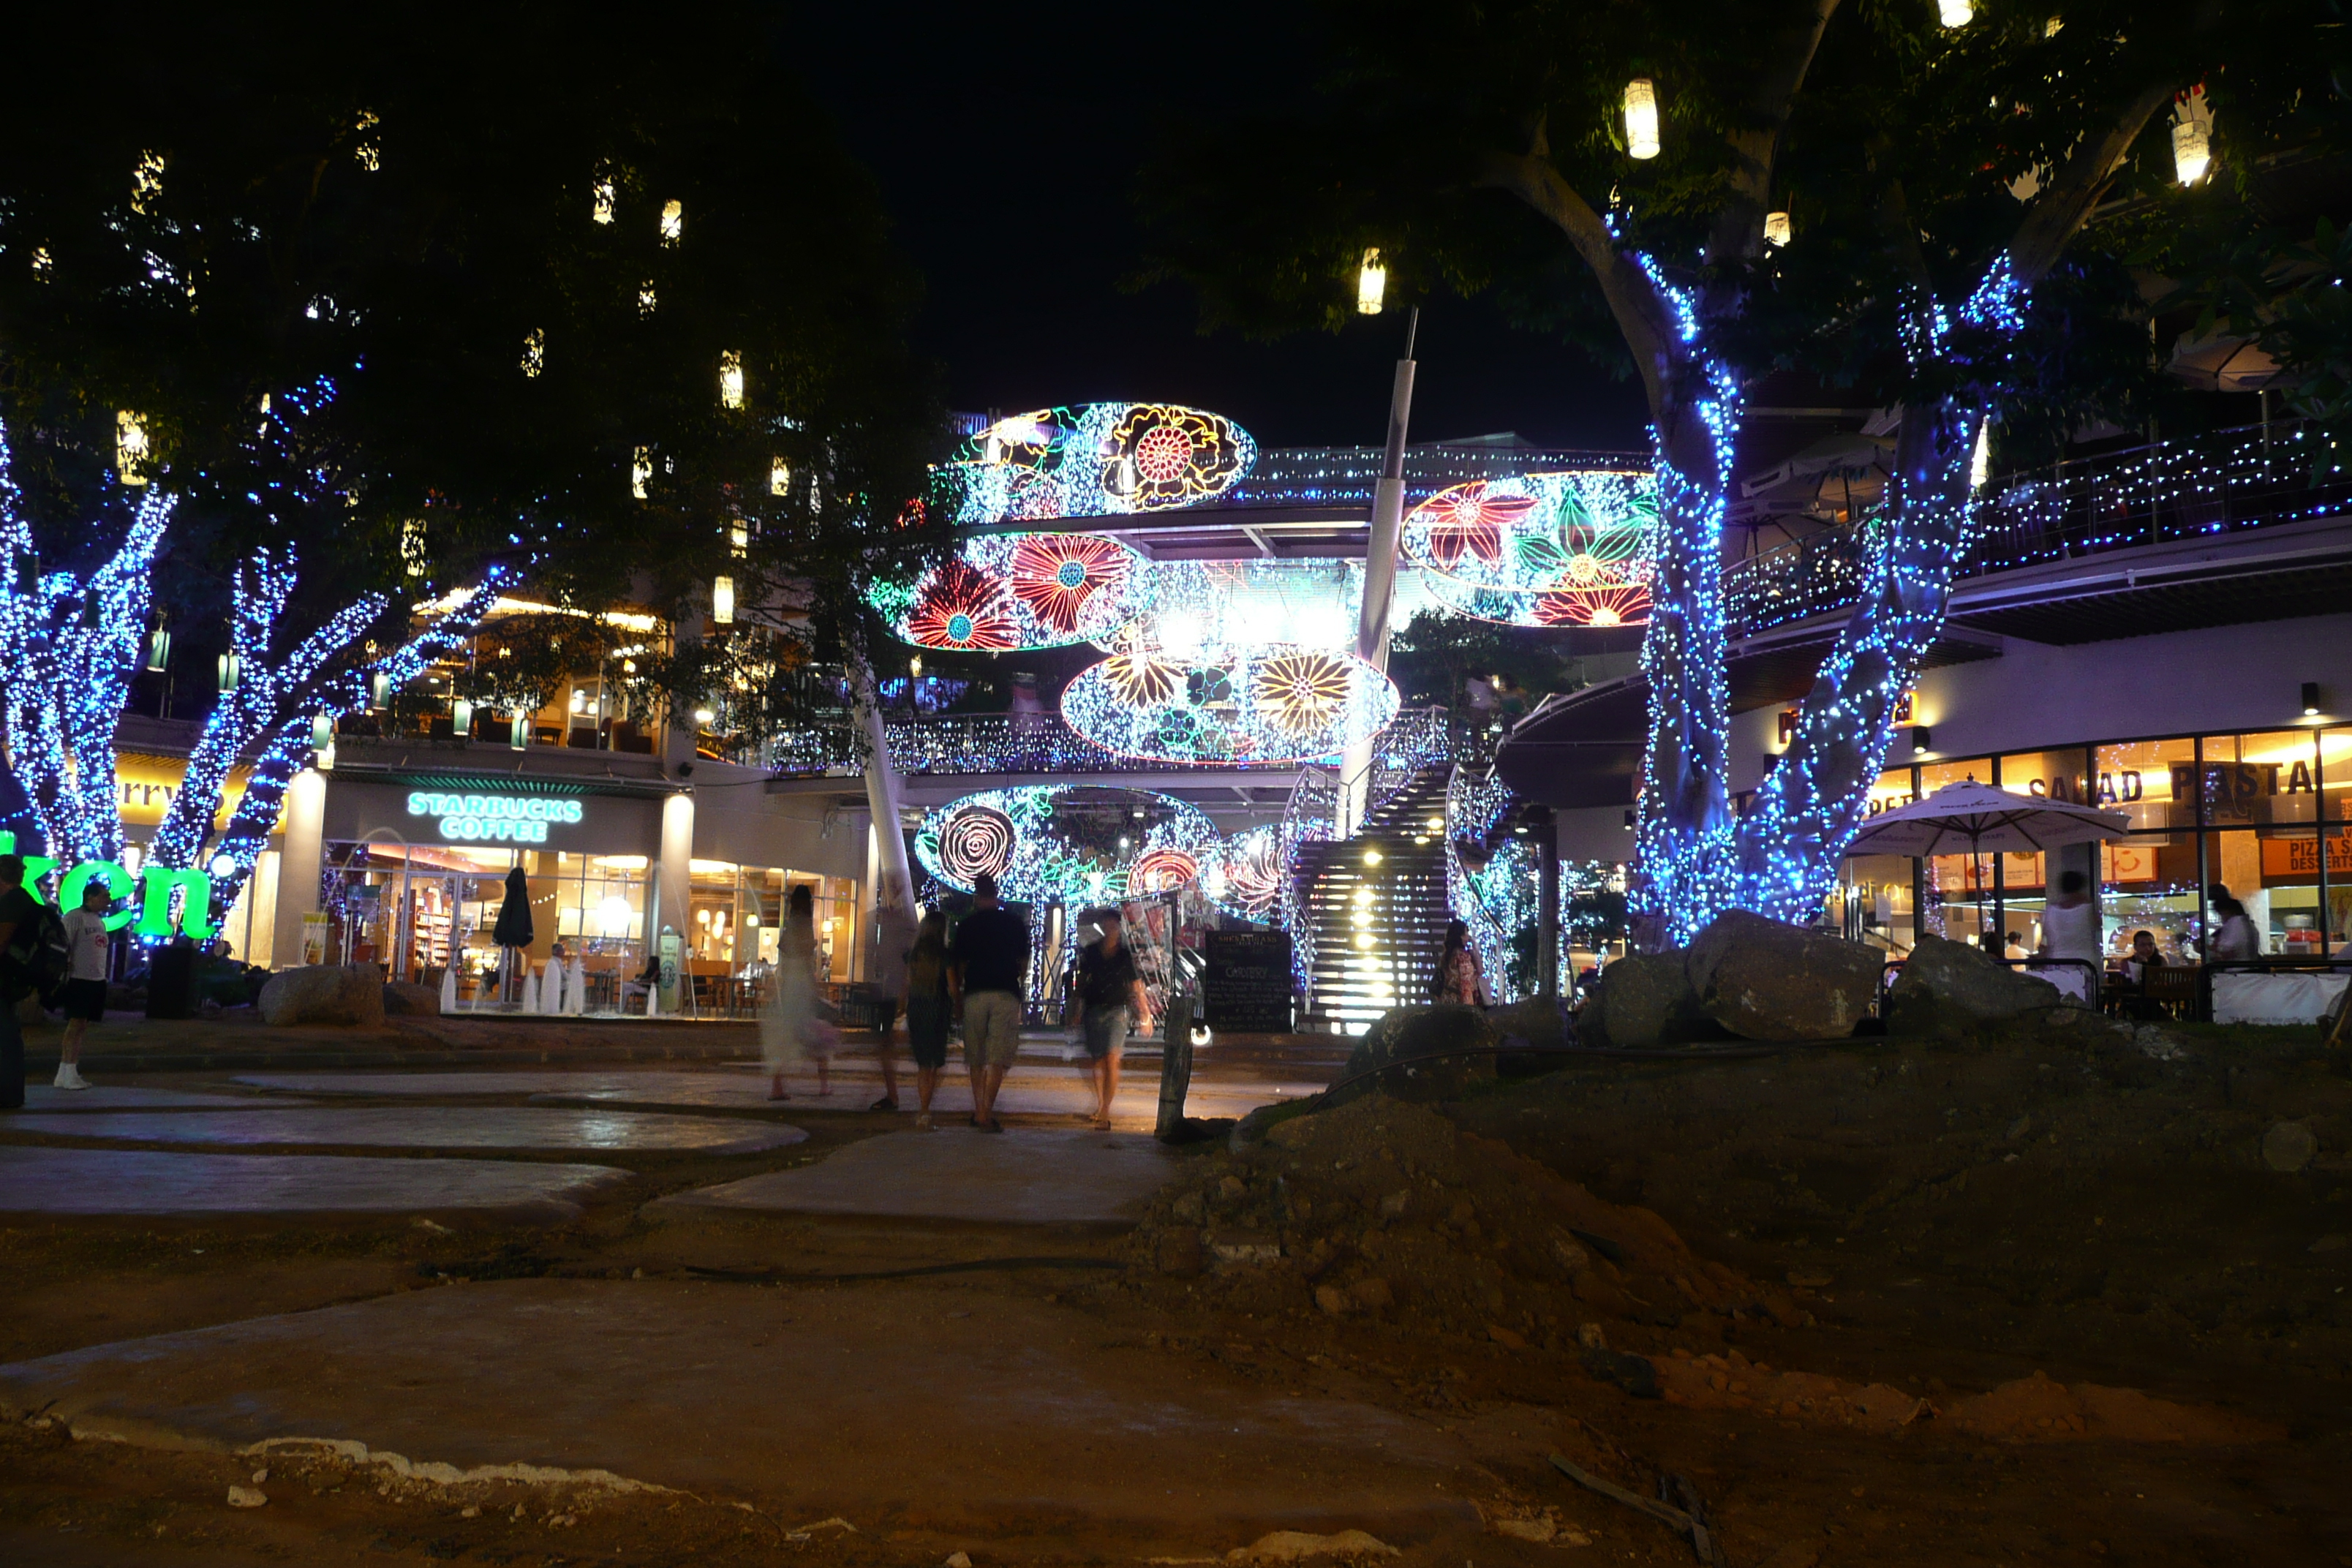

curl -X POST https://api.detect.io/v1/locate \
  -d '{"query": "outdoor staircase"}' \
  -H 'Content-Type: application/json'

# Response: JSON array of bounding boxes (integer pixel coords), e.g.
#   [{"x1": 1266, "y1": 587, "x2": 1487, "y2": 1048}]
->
[{"x1": 1292, "y1": 766, "x2": 1455, "y2": 1035}]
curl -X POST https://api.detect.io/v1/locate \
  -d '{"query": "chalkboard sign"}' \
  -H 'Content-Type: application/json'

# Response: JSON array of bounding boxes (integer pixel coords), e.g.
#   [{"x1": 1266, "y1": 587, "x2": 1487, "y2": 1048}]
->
[{"x1": 1203, "y1": 928, "x2": 1294, "y2": 1033}]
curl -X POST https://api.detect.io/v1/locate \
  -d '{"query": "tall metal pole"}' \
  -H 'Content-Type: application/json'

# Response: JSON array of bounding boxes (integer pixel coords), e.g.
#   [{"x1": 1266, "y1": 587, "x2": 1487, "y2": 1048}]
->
[
  {"x1": 1536, "y1": 806, "x2": 1560, "y2": 1000},
  {"x1": 1340, "y1": 307, "x2": 1419, "y2": 836}
]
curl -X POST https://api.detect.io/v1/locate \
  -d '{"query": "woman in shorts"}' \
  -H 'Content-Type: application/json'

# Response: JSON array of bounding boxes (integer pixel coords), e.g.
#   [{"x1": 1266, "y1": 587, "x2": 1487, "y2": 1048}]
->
[{"x1": 56, "y1": 879, "x2": 113, "y2": 1090}]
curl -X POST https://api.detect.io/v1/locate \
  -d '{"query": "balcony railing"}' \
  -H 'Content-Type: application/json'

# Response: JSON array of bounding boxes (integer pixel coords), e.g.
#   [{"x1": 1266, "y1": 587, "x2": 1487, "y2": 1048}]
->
[{"x1": 1727, "y1": 419, "x2": 2350, "y2": 639}]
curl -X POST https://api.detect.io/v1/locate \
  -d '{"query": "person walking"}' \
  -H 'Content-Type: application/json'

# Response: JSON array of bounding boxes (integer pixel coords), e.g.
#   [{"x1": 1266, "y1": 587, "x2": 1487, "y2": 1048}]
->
[
  {"x1": 1430, "y1": 919, "x2": 1488, "y2": 1006},
  {"x1": 1072, "y1": 908, "x2": 1153, "y2": 1131},
  {"x1": 2209, "y1": 888, "x2": 2262, "y2": 961},
  {"x1": 948, "y1": 872, "x2": 1027, "y2": 1133},
  {"x1": 761, "y1": 885, "x2": 840, "y2": 1100},
  {"x1": 54, "y1": 878, "x2": 113, "y2": 1090},
  {"x1": 865, "y1": 877, "x2": 918, "y2": 1113},
  {"x1": 902, "y1": 908, "x2": 954, "y2": 1129},
  {"x1": 0, "y1": 853, "x2": 42, "y2": 1109}
]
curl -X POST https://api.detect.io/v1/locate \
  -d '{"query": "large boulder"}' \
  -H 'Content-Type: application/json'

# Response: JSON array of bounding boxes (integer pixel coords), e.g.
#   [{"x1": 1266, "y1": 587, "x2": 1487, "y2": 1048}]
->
[
  {"x1": 1685, "y1": 910, "x2": 1885, "y2": 1041},
  {"x1": 1334, "y1": 1005, "x2": 1499, "y2": 1105},
  {"x1": 1885, "y1": 933, "x2": 2063, "y2": 1038},
  {"x1": 1578, "y1": 953, "x2": 1700, "y2": 1049},
  {"x1": 382, "y1": 979, "x2": 441, "y2": 1017},
  {"x1": 257, "y1": 964, "x2": 387, "y2": 1027}
]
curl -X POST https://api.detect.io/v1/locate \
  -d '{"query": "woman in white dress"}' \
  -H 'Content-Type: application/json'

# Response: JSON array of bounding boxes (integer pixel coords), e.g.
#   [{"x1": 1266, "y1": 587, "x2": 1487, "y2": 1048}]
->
[{"x1": 761, "y1": 886, "x2": 840, "y2": 1100}]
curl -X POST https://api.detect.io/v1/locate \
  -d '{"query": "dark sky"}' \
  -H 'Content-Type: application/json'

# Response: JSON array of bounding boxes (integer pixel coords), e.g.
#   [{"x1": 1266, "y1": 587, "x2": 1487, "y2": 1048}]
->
[{"x1": 778, "y1": 4, "x2": 1651, "y2": 454}]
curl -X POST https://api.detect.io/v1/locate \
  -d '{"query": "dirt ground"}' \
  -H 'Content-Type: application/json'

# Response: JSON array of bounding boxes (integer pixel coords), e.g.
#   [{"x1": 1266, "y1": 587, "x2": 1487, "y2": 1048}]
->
[{"x1": 3, "y1": 1022, "x2": 2349, "y2": 1567}]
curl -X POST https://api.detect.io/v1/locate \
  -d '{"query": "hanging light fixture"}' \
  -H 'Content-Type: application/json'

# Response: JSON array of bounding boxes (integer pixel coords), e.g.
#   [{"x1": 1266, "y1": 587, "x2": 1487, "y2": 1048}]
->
[
  {"x1": 1939, "y1": 0, "x2": 1972, "y2": 24},
  {"x1": 116, "y1": 411, "x2": 151, "y2": 486},
  {"x1": 1624, "y1": 79, "x2": 1661, "y2": 160},
  {"x1": 729, "y1": 523, "x2": 749, "y2": 558},
  {"x1": 216, "y1": 651, "x2": 241, "y2": 694},
  {"x1": 592, "y1": 176, "x2": 616, "y2": 225},
  {"x1": 1356, "y1": 248, "x2": 1387, "y2": 315},
  {"x1": 769, "y1": 456, "x2": 791, "y2": 497},
  {"x1": 909, "y1": 654, "x2": 924, "y2": 679},
  {"x1": 638, "y1": 282, "x2": 657, "y2": 316},
  {"x1": 632, "y1": 446, "x2": 652, "y2": 500},
  {"x1": 451, "y1": 698, "x2": 474, "y2": 738},
  {"x1": 521, "y1": 328, "x2": 546, "y2": 377},
  {"x1": 130, "y1": 151, "x2": 164, "y2": 215},
  {"x1": 311, "y1": 714, "x2": 335, "y2": 771},
  {"x1": 660, "y1": 200, "x2": 684, "y2": 245},
  {"x1": 2171, "y1": 91, "x2": 2212, "y2": 185},
  {"x1": 511, "y1": 709, "x2": 530, "y2": 750},
  {"x1": 1763, "y1": 211, "x2": 1793, "y2": 246},
  {"x1": 1969, "y1": 418, "x2": 1993, "y2": 490},
  {"x1": 719, "y1": 350, "x2": 744, "y2": 409},
  {"x1": 712, "y1": 576, "x2": 736, "y2": 626},
  {"x1": 144, "y1": 626, "x2": 170, "y2": 673},
  {"x1": 369, "y1": 671, "x2": 392, "y2": 710}
]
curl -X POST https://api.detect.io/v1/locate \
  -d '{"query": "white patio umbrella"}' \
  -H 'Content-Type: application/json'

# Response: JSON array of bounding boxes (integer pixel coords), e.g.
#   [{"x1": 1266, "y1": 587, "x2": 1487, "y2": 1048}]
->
[{"x1": 1845, "y1": 780, "x2": 2130, "y2": 861}]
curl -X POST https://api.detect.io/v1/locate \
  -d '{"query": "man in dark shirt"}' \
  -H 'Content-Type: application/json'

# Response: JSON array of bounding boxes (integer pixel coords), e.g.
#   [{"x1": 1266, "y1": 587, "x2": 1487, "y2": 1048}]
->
[
  {"x1": 0, "y1": 853, "x2": 40, "y2": 1109},
  {"x1": 1073, "y1": 908, "x2": 1153, "y2": 1131},
  {"x1": 948, "y1": 872, "x2": 1028, "y2": 1132}
]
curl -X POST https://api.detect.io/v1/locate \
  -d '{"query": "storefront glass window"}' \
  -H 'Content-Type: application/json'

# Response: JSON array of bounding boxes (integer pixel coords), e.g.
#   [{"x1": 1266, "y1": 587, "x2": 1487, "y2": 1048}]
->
[
  {"x1": 2199, "y1": 730, "x2": 2323, "y2": 829},
  {"x1": 2095, "y1": 737, "x2": 2197, "y2": 832},
  {"x1": 2321, "y1": 727, "x2": 2352, "y2": 826}
]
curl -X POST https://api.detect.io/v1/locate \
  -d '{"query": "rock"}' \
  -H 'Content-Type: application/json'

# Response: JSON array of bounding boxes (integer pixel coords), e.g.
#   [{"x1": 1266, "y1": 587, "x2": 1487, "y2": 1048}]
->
[
  {"x1": 1377, "y1": 1190, "x2": 1411, "y2": 1219},
  {"x1": 1575, "y1": 1322, "x2": 1607, "y2": 1349},
  {"x1": 382, "y1": 979, "x2": 441, "y2": 1017},
  {"x1": 1155, "y1": 1230, "x2": 1205, "y2": 1276},
  {"x1": 226, "y1": 1485, "x2": 267, "y2": 1508},
  {"x1": 1684, "y1": 911, "x2": 1885, "y2": 1041},
  {"x1": 2263, "y1": 1120, "x2": 2318, "y2": 1173},
  {"x1": 945, "y1": 1554, "x2": 973, "y2": 1568},
  {"x1": 1315, "y1": 1284, "x2": 1353, "y2": 1316},
  {"x1": 1211, "y1": 1232, "x2": 1282, "y2": 1266},
  {"x1": 1487, "y1": 1323, "x2": 1526, "y2": 1350},
  {"x1": 1885, "y1": 934, "x2": 2062, "y2": 1038},
  {"x1": 257, "y1": 965, "x2": 386, "y2": 1028},
  {"x1": 1350, "y1": 1277, "x2": 1393, "y2": 1310},
  {"x1": 1227, "y1": 1530, "x2": 1398, "y2": 1562},
  {"x1": 1579, "y1": 952, "x2": 1700, "y2": 1049},
  {"x1": 1334, "y1": 1006, "x2": 1498, "y2": 1104},
  {"x1": 1492, "y1": 1515, "x2": 1556, "y2": 1542}
]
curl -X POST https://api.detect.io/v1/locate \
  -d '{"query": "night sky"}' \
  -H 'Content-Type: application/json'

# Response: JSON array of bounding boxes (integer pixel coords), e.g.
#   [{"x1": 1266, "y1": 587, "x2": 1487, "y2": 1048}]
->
[{"x1": 780, "y1": 4, "x2": 1653, "y2": 454}]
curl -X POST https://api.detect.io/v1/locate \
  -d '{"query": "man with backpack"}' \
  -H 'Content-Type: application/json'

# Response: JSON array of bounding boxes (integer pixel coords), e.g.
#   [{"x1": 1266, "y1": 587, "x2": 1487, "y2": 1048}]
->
[{"x1": 0, "y1": 852, "x2": 53, "y2": 1109}]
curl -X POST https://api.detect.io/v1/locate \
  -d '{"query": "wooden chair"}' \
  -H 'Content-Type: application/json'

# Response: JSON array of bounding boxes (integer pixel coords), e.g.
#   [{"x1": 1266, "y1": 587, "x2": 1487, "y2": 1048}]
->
[{"x1": 2141, "y1": 965, "x2": 2202, "y2": 1022}]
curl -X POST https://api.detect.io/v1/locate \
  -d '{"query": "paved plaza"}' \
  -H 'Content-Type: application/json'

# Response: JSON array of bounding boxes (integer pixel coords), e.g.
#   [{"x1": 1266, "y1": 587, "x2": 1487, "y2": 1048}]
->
[
  {"x1": 3, "y1": 1105, "x2": 807, "y2": 1155},
  {"x1": 0, "y1": 1147, "x2": 633, "y2": 1220}
]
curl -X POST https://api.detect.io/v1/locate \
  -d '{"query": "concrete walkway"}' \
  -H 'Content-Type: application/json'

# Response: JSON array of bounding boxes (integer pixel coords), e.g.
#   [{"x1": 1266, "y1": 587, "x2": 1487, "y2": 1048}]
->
[
  {"x1": 0, "y1": 1106, "x2": 806, "y2": 1154},
  {"x1": 0, "y1": 1278, "x2": 1482, "y2": 1544},
  {"x1": 14, "y1": 1085, "x2": 312, "y2": 1111},
  {"x1": 657, "y1": 1126, "x2": 1178, "y2": 1226},
  {"x1": 0, "y1": 1147, "x2": 632, "y2": 1221}
]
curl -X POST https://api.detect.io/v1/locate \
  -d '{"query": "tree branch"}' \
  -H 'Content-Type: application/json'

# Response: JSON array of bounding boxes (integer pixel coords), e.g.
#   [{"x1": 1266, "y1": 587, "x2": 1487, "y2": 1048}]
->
[
  {"x1": 1705, "y1": 0, "x2": 1844, "y2": 269},
  {"x1": 2011, "y1": 79, "x2": 2180, "y2": 284}
]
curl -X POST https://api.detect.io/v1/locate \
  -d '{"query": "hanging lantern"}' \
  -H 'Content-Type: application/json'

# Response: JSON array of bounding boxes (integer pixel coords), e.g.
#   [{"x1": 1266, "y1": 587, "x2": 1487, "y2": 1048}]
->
[
  {"x1": 353, "y1": 110, "x2": 380, "y2": 172},
  {"x1": 521, "y1": 328, "x2": 546, "y2": 378},
  {"x1": 116, "y1": 410, "x2": 151, "y2": 486},
  {"x1": 638, "y1": 282, "x2": 657, "y2": 316},
  {"x1": 451, "y1": 698, "x2": 474, "y2": 738},
  {"x1": 1938, "y1": 0, "x2": 1972, "y2": 23},
  {"x1": 144, "y1": 626, "x2": 170, "y2": 673},
  {"x1": 511, "y1": 710, "x2": 530, "y2": 750},
  {"x1": 592, "y1": 177, "x2": 616, "y2": 225},
  {"x1": 1356, "y1": 248, "x2": 1387, "y2": 315},
  {"x1": 2171, "y1": 94, "x2": 2212, "y2": 185},
  {"x1": 632, "y1": 446, "x2": 652, "y2": 500},
  {"x1": 1969, "y1": 418, "x2": 1993, "y2": 490},
  {"x1": 1763, "y1": 211, "x2": 1792, "y2": 247},
  {"x1": 369, "y1": 671, "x2": 392, "y2": 710},
  {"x1": 216, "y1": 651, "x2": 241, "y2": 694},
  {"x1": 712, "y1": 575, "x2": 736, "y2": 625},
  {"x1": 660, "y1": 200, "x2": 684, "y2": 245},
  {"x1": 1624, "y1": 79, "x2": 1660, "y2": 160},
  {"x1": 401, "y1": 518, "x2": 428, "y2": 580},
  {"x1": 769, "y1": 456, "x2": 791, "y2": 497},
  {"x1": 909, "y1": 654, "x2": 924, "y2": 679},
  {"x1": 130, "y1": 151, "x2": 164, "y2": 215},
  {"x1": 719, "y1": 350, "x2": 744, "y2": 409}
]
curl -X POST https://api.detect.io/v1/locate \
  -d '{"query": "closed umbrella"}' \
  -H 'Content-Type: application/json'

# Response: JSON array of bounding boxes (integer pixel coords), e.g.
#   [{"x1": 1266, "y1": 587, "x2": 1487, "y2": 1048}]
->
[{"x1": 491, "y1": 865, "x2": 534, "y2": 1004}]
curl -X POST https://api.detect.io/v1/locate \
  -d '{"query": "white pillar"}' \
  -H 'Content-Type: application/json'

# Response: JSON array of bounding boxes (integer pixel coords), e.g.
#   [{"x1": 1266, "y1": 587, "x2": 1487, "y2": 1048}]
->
[
  {"x1": 656, "y1": 790, "x2": 695, "y2": 969},
  {"x1": 848, "y1": 645, "x2": 914, "y2": 911},
  {"x1": 270, "y1": 769, "x2": 328, "y2": 969},
  {"x1": 1339, "y1": 317, "x2": 1420, "y2": 835}
]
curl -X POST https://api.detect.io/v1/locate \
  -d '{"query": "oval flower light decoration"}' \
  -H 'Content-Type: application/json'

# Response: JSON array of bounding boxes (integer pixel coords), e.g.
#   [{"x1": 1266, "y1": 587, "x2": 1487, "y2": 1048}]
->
[
  {"x1": 875, "y1": 532, "x2": 1147, "y2": 650},
  {"x1": 937, "y1": 402, "x2": 1256, "y2": 527},
  {"x1": 1403, "y1": 469, "x2": 1659, "y2": 628},
  {"x1": 1060, "y1": 644, "x2": 1399, "y2": 766},
  {"x1": 914, "y1": 785, "x2": 1223, "y2": 906}
]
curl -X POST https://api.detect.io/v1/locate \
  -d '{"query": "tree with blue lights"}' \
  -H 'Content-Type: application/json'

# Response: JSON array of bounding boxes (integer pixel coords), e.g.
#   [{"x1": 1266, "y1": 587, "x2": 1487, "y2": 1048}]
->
[{"x1": 1144, "y1": 0, "x2": 2329, "y2": 943}]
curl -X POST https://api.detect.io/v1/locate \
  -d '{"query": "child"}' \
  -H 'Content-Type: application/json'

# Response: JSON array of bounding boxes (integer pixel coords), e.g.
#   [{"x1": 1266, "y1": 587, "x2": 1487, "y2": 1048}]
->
[{"x1": 56, "y1": 880, "x2": 113, "y2": 1090}]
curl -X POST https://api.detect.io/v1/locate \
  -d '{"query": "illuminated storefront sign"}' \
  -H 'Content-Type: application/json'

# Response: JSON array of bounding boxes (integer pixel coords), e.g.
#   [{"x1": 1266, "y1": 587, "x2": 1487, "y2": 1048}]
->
[{"x1": 406, "y1": 791, "x2": 584, "y2": 843}]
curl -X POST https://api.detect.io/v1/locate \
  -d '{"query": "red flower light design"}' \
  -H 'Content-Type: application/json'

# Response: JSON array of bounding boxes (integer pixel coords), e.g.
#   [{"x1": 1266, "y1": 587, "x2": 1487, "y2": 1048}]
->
[
  {"x1": 905, "y1": 559, "x2": 1017, "y2": 649},
  {"x1": 1009, "y1": 534, "x2": 1131, "y2": 633},
  {"x1": 1417, "y1": 483, "x2": 1537, "y2": 571},
  {"x1": 1533, "y1": 581, "x2": 1651, "y2": 628},
  {"x1": 1129, "y1": 848, "x2": 1199, "y2": 894}
]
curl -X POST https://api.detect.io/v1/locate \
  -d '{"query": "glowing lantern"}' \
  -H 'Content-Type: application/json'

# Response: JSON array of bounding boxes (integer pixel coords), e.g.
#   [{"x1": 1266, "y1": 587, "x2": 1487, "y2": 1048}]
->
[
  {"x1": 1356, "y1": 248, "x2": 1387, "y2": 315},
  {"x1": 1624, "y1": 79, "x2": 1660, "y2": 160},
  {"x1": 144, "y1": 627, "x2": 170, "y2": 672},
  {"x1": 730, "y1": 524, "x2": 749, "y2": 558},
  {"x1": 451, "y1": 698, "x2": 473, "y2": 738},
  {"x1": 1939, "y1": 0, "x2": 1972, "y2": 23},
  {"x1": 116, "y1": 411, "x2": 151, "y2": 486},
  {"x1": 216, "y1": 652, "x2": 241, "y2": 694},
  {"x1": 632, "y1": 446, "x2": 652, "y2": 500},
  {"x1": 369, "y1": 671, "x2": 392, "y2": 710},
  {"x1": 719, "y1": 350, "x2": 744, "y2": 409},
  {"x1": 1763, "y1": 211, "x2": 1792, "y2": 247},
  {"x1": 521, "y1": 328, "x2": 545, "y2": 377},
  {"x1": 769, "y1": 457, "x2": 791, "y2": 497},
  {"x1": 131, "y1": 151, "x2": 164, "y2": 214},
  {"x1": 402, "y1": 518, "x2": 428, "y2": 579},
  {"x1": 2171, "y1": 110, "x2": 2212, "y2": 186},
  {"x1": 592, "y1": 178, "x2": 616, "y2": 225},
  {"x1": 1970, "y1": 418, "x2": 1992, "y2": 490},
  {"x1": 354, "y1": 110, "x2": 381, "y2": 171},
  {"x1": 510, "y1": 710, "x2": 529, "y2": 750},
  {"x1": 712, "y1": 576, "x2": 736, "y2": 625},
  {"x1": 660, "y1": 200, "x2": 683, "y2": 245},
  {"x1": 638, "y1": 282, "x2": 657, "y2": 316}
]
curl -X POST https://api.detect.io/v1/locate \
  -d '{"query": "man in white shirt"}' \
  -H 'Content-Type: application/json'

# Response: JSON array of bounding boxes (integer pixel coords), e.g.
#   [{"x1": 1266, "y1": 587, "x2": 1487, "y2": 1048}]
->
[{"x1": 56, "y1": 880, "x2": 113, "y2": 1090}]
